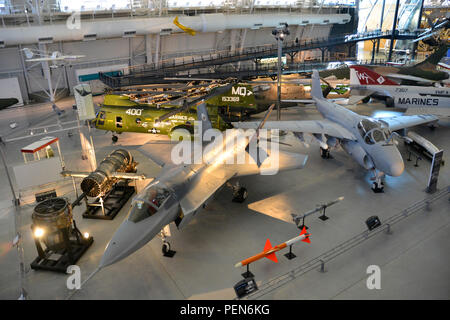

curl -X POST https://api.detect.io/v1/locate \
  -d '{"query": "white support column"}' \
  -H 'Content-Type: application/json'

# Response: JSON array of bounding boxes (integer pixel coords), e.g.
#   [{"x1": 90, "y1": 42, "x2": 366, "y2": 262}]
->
[
  {"x1": 154, "y1": 33, "x2": 160, "y2": 69},
  {"x1": 230, "y1": 29, "x2": 237, "y2": 52},
  {"x1": 129, "y1": 37, "x2": 133, "y2": 66},
  {"x1": 145, "y1": 34, "x2": 153, "y2": 64}
]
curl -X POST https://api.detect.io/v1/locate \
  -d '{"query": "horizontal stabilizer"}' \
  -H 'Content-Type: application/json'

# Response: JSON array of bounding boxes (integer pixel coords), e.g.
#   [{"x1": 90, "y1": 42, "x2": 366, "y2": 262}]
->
[
  {"x1": 264, "y1": 238, "x2": 273, "y2": 251},
  {"x1": 266, "y1": 252, "x2": 279, "y2": 263},
  {"x1": 347, "y1": 95, "x2": 370, "y2": 105}
]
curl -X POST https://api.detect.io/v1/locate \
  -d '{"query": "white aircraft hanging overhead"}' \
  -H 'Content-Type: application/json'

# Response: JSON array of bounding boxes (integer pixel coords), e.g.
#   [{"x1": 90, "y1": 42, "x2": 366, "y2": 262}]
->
[
  {"x1": 233, "y1": 70, "x2": 439, "y2": 192},
  {"x1": 22, "y1": 48, "x2": 85, "y2": 63},
  {"x1": 349, "y1": 65, "x2": 450, "y2": 117}
]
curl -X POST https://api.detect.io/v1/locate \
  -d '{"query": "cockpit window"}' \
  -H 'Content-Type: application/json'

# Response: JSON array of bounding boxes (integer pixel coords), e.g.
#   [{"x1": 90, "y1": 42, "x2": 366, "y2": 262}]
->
[
  {"x1": 128, "y1": 186, "x2": 171, "y2": 223},
  {"x1": 97, "y1": 111, "x2": 106, "y2": 126},
  {"x1": 357, "y1": 119, "x2": 386, "y2": 145}
]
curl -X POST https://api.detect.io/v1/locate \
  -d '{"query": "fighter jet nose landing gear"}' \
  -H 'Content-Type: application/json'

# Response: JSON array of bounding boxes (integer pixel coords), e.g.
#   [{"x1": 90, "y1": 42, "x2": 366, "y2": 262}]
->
[
  {"x1": 162, "y1": 241, "x2": 170, "y2": 256},
  {"x1": 231, "y1": 181, "x2": 248, "y2": 203},
  {"x1": 233, "y1": 187, "x2": 248, "y2": 203},
  {"x1": 160, "y1": 229, "x2": 176, "y2": 257},
  {"x1": 371, "y1": 181, "x2": 384, "y2": 193},
  {"x1": 371, "y1": 170, "x2": 385, "y2": 193},
  {"x1": 320, "y1": 147, "x2": 331, "y2": 159}
]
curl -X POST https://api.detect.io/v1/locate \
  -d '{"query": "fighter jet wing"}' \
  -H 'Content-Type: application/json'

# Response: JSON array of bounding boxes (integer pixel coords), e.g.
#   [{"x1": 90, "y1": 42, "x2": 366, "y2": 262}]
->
[
  {"x1": 232, "y1": 119, "x2": 357, "y2": 140},
  {"x1": 404, "y1": 107, "x2": 450, "y2": 117},
  {"x1": 230, "y1": 148, "x2": 308, "y2": 177},
  {"x1": 138, "y1": 141, "x2": 183, "y2": 168},
  {"x1": 385, "y1": 73, "x2": 434, "y2": 85},
  {"x1": 377, "y1": 114, "x2": 439, "y2": 131},
  {"x1": 179, "y1": 166, "x2": 236, "y2": 215},
  {"x1": 347, "y1": 94, "x2": 370, "y2": 105}
]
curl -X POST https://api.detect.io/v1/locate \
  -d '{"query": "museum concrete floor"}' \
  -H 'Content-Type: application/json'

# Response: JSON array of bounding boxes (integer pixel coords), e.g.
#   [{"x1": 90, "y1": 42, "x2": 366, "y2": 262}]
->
[{"x1": 0, "y1": 97, "x2": 448, "y2": 300}]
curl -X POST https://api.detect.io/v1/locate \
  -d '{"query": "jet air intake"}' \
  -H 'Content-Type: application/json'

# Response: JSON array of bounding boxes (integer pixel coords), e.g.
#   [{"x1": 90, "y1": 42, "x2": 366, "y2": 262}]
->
[{"x1": 81, "y1": 149, "x2": 136, "y2": 197}]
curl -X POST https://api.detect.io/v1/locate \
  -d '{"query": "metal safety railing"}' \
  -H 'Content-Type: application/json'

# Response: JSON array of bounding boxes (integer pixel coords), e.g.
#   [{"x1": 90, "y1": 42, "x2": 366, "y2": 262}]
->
[
  {"x1": 238, "y1": 186, "x2": 449, "y2": 300},
  {"x1": 99, "y1": 30, "x2": 418, "y2": 87}
]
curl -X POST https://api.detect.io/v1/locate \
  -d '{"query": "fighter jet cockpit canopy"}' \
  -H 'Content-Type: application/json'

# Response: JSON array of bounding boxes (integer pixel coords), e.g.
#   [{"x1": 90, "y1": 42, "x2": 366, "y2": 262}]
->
[
  {"x1": 357, "y1": 118, "x2": 388, "y2": 145},
  {"x1": 128, "y1": 183, "x2": 172, "y2": 223}
]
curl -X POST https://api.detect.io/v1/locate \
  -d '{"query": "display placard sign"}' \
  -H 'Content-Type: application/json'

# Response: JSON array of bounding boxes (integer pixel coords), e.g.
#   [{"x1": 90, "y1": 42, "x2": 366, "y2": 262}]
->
[
  {"x1": 427, "y1": 150, "x2": 443, "y2": 193},
  {"x1": 74, "y1": 84, "x2": 95, "y2": 120}
]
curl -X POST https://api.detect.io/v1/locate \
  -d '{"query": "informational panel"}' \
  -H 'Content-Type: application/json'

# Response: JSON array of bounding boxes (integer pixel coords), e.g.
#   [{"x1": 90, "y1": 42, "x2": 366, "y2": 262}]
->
[
  {"x1": 13, "y1": 157, "x2": 62, "y2": 190},
  {"x1": 74, "y1": 84, "x2": 95, "y2": 120},
  {"x1": 427, "y1": 150, "x2": 444, "y2": 193},
  {"x1": 0, "y1": 77, "x2": 23, "y2": 106}
]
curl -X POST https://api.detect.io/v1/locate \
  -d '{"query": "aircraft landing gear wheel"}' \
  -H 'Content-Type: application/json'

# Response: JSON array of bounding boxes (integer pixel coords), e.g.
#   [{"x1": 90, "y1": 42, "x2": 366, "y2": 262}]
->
[
  {"x1": 385, "y1": 97, "x2": 395, "y2": 108},
  {"x1": 161, "y1": 241, "x2": 176, "y2": 257},
  {"x1": 371, "y1": 181, "x2": 384, "y2": 193},
  {"x1": 162, "y1": 242, "x2": 170, "y2": 255},
  {"x1": 112, "y1": 135, "x2": 118, "y2": 143},
  {"x1": 232, "y1": 187, "x2": 248, "y2": 203},
  {"x1": 320, "y1": 147, "x2": 330, "y2": 159}
]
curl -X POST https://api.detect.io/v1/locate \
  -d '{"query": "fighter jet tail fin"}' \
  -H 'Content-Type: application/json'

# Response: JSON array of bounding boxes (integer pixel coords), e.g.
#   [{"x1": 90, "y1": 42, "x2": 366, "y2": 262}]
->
[
  {"x1": 349, "y1": 66, "x2": 399, "y2": 86},
  {"x1": 311, "y1": 70, "x2": 324, "y2": 100},
  {"x1": 415, "y1": 43, "x2": 449, "y2": 68},
  {"x1": 264, "y1": 239, "x2": 279, "y2": 263},
  {"x1": 196, "y1": 102, "x2": 212, "y2": 136}
]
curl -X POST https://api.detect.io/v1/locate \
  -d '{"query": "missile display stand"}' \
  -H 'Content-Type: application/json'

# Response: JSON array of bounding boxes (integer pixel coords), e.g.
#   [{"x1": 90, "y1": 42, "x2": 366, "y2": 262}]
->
[
  {"x1": 242, "y1": 264, "x2": 254, "y2": 279},
  {"x1": 82, "y1": 180, "x2": 135, "y2": 220},
  {"x1": 284, "y1": 245, "x2": 296, "y2": 260}
]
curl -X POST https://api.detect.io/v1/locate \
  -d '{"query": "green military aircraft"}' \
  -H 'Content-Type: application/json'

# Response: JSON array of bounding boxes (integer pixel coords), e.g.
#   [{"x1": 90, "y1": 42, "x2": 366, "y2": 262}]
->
[{"x1": 94, "y1": 83, "x2": 259, "y2": 141}]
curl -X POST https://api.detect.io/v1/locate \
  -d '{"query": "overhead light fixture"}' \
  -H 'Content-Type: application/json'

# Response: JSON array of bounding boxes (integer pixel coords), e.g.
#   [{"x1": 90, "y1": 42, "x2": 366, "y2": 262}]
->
[
  {"x1": 251, "y1": 23, "x2": 263, "y2": 30},
  {"x1": 123, "y1": 30, "x2": 136, "y2": 38},
  {"x1": 160, "y1": 28, "x2": 173, "y2": 36},
  {"x1": 38, "y1": 37, "x2": 53, "y2": 44},
  {"x1": 83, "y1": 34, "x2": 97, "y2": 41}
]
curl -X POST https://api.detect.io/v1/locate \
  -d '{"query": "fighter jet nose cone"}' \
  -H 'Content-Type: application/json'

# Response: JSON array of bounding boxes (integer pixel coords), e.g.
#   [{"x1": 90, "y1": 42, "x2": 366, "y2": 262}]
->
[
  {"x1": 389, "y1": 160, "x2": 404, "y2": 177},
  {"x1": 99, "y1": 240, "x2": 120, "y2": 268}
]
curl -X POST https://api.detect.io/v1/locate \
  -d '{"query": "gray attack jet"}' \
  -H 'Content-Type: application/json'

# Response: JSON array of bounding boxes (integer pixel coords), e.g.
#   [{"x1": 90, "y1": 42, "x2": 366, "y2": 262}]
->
[
  {"x1": 99, "y1": 103, "x2": 308, "y2": 268},
  {"x1": 233, "y1": 70, "x2": 439, "y2": 192}
]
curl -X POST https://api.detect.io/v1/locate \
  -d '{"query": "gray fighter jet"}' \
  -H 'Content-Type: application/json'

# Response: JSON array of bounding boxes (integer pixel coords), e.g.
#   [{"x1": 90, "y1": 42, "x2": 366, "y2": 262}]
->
[
  {"x1": 233, "y1": 70, "x2": 439, "y2": 192},
  {"x1": 99, "y1": 103, "x2": 308, "y2": 268}
]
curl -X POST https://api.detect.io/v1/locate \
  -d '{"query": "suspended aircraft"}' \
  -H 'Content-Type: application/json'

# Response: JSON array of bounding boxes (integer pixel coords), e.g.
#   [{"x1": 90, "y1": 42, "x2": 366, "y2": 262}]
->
[
  {"x1": 97, "y1": 103, "x2": 308, "y2": 268},
  {"x1": 233, "y1": 70, "x2": 439, "y2": 192},
  {"x1": 22, "y1": 48, "x2": 85, "y2": 65}
]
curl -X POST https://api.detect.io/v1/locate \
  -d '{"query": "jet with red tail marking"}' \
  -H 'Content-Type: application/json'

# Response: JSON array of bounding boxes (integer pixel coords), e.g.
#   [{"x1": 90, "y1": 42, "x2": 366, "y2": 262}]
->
[{"x1": 349, "y1": 65, "x2": 450, "y2": 117}]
